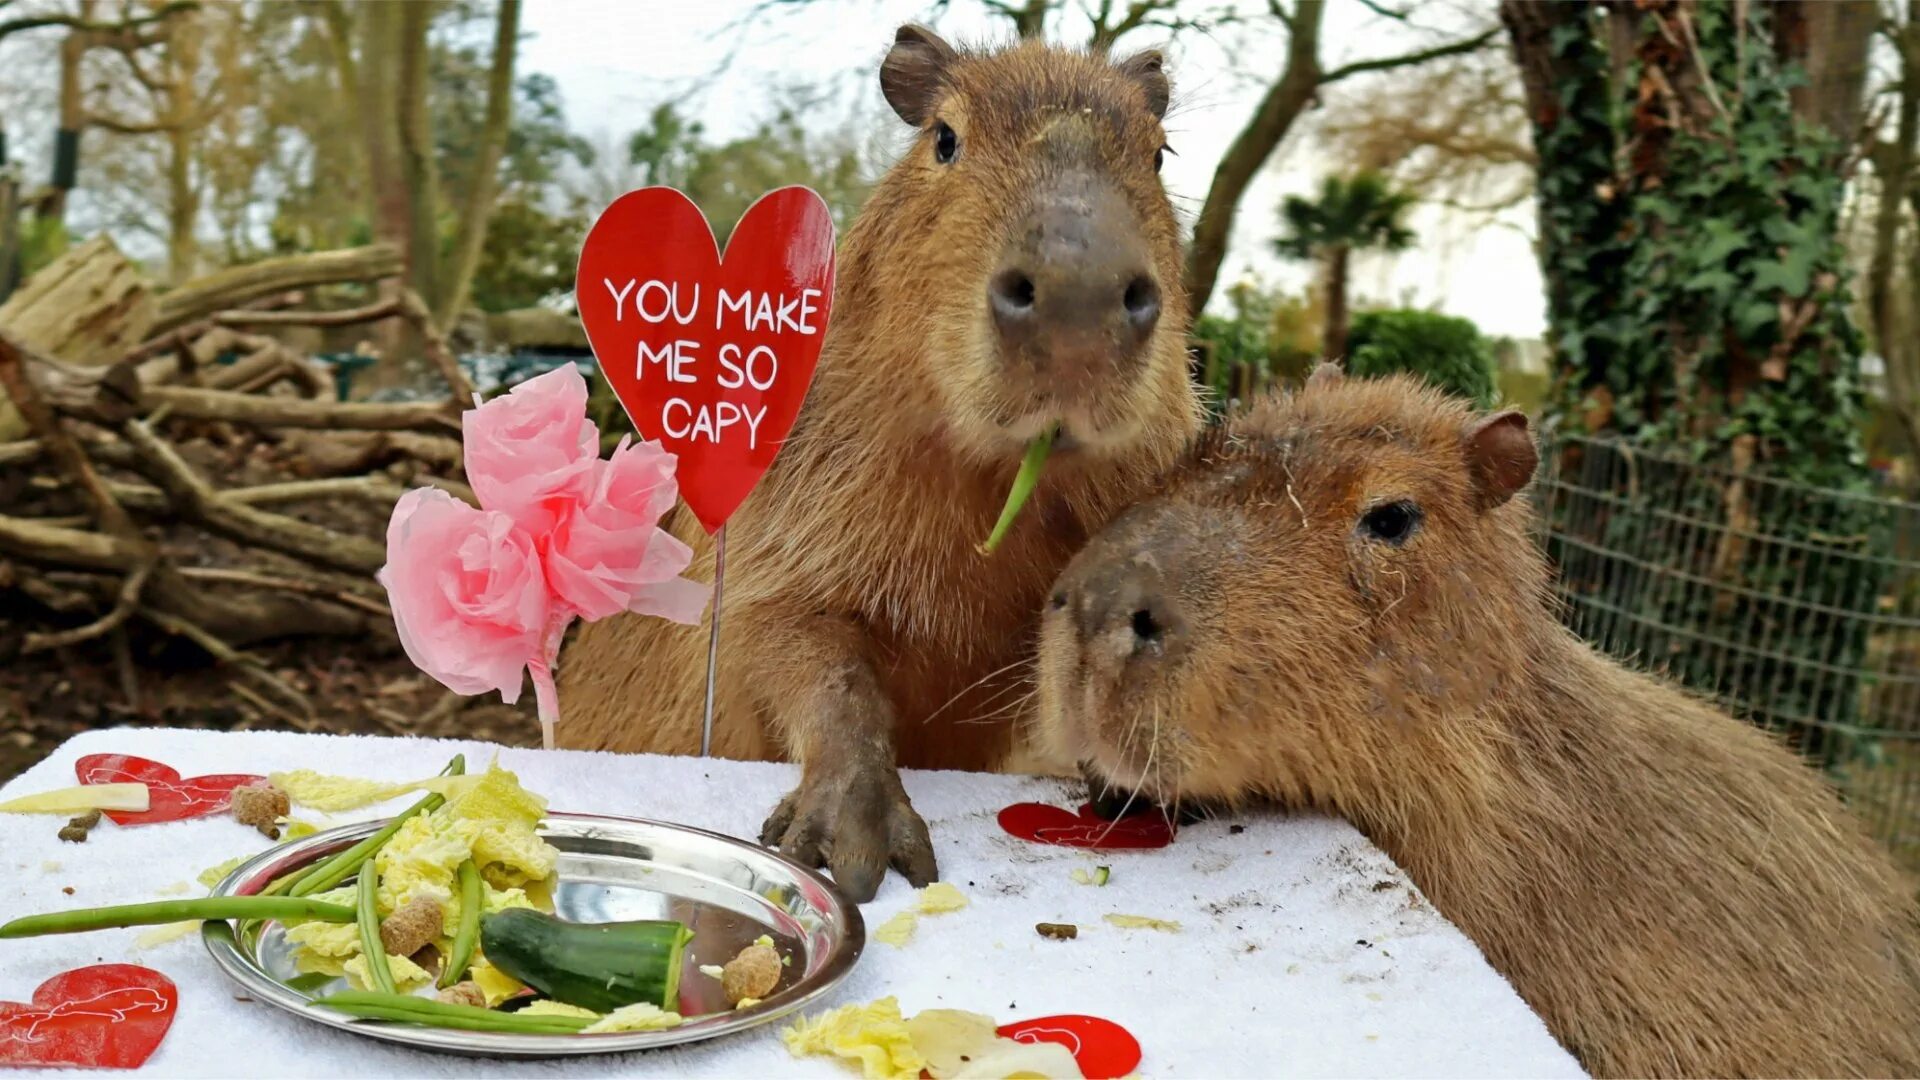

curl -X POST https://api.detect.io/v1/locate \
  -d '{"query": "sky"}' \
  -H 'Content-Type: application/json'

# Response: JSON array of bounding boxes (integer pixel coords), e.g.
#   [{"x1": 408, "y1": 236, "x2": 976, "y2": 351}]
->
[{"x1": 517, "y1": 0, "x2": 1550, "y2": 339}]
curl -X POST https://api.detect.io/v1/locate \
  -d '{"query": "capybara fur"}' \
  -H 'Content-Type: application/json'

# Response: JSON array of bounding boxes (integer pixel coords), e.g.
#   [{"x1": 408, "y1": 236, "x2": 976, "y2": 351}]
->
[
  {"x1": 1037, "y1": 367, "x2": 1920, "y2": 1077},
  {"x1": 560, "y1": 26, "x2": 1200, "y2": 900}
]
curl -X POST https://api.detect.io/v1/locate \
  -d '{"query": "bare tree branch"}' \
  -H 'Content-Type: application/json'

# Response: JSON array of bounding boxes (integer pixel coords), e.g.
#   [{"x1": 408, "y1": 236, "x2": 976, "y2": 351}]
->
[
  {"x1": 0, "y1": 0, "x2": 194, "y2": 42},
  {"x1": 1321, "y1": 27, "x2": 1501, "y2": 86}
]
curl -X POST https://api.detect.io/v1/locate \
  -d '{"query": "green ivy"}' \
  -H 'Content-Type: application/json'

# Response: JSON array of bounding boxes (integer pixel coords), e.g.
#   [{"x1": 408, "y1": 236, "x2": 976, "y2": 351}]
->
[{"x1": 1527, "y1": 2, "x2": 1885, "y2": 771}]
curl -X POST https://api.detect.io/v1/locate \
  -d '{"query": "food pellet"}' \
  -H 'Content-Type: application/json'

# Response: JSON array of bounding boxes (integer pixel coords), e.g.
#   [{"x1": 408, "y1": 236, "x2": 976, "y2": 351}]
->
[
  {"x1": 721, "y1": 943, "x2": 781, "y2": 1005},
  {"x1": 379, "y1": 896, "x2": 444, "y2": 958}
]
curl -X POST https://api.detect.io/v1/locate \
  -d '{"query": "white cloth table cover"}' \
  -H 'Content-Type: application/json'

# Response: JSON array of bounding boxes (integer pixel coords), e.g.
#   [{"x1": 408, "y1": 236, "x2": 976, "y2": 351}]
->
[{"x1": 0, "y1": 729, "x2": 1582, "y2": 1078}]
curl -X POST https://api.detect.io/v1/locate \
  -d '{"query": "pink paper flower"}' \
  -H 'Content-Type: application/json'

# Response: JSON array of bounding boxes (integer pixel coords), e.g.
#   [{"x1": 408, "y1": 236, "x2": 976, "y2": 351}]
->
[
  {"x1": 546, "y1": 436, "x2": 708, "y2": 624},
  {"x1": 463, "y1": 364, "x2": 599, "y2": 535},
  {"x1": 378, "y1": 488, "x2": 550, "y2": 704}
]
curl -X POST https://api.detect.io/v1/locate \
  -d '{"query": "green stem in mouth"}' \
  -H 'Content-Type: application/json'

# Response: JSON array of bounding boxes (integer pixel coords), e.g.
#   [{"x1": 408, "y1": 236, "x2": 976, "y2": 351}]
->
[{"x1": 979, "y1": 425, "x2": 1056, "y2": 555}]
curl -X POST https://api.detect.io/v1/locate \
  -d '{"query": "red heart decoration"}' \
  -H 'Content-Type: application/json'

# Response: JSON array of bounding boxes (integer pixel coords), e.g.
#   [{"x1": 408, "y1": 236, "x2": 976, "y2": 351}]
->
[
  {"x1": 576, "y1": 186, "x2": 835, "y2": 534},
  {"x1": 0, "y1": 965, "x2": 177, "y2": 1070},
  {"x1": 74, "y1": 754, "x2": 264, "y2": 826},
  {"x1": 998, "y1": 1014, "x2": 1142, "y2": 1079},
  {"x1": 997, "y1": 802, "x2": 1176, "y2": 849}
]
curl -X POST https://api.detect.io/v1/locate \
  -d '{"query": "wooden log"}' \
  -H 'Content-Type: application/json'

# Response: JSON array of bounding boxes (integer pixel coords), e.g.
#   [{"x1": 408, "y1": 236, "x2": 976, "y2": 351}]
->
[
  {"x1": 150, "y1": 244, "x2": 402, "y2": 334},
  {"x1": 0, "y1": 235, "x2": 157, "y2": 366},
  {"x1": 139, "y1": 385, "x2": 455, "y2": 431},
  {"x1": 118, "y1": 419, "x2": 385, "y2": 573},
  {"x1": 212, "y1": 297, "x2": 402, "y2": 329}
]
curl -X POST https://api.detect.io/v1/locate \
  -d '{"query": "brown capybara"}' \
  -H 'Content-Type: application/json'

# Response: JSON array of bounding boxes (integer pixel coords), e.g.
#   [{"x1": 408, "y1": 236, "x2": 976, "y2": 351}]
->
[
  {"x1": 1036, "y1": 366, "x2": 1920, "y2": 1077},
  {"x1": 560, "y1": 26, "x2": 1200, "y2": 900}
]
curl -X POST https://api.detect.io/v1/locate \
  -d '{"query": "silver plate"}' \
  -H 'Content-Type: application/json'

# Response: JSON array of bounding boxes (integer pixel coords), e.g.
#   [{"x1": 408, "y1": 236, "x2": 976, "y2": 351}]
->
[{"x1": 201, "y1": 811, "x2": 864, "y2": 1058}]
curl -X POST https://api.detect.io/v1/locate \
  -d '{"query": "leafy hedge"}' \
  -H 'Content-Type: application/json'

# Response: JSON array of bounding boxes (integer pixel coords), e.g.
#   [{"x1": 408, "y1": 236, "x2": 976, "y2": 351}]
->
[{"x1": 1346, "y1": 309, "x2": 1497, "y2": 408}]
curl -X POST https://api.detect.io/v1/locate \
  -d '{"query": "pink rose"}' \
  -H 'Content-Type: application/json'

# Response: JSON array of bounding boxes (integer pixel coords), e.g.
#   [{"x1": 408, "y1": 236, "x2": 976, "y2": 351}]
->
[
  {"x1": 463, "y1": 364, "x2": 599, "y2": 535},
  {"x1": 378, "y1": 488, "x2": 550, "y2": 703},
  {"x1": 546, "y1": 436, "x2": 708, "y2": 624}
]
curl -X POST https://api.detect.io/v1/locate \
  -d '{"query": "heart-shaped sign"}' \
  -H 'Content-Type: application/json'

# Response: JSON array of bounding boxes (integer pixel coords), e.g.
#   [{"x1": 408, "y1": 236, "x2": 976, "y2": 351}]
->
[
  {"x1": 576, "y1": 186, "x2": 835, "y2": 534},
  {"x1": 74, "y1": 754, "x2": 263, "y2": 826},
  {"x1": 0, "y1": 965, "x2": 177, "y2": 1070},
  {"x1": 997, "y1": 802, "x2": 1176, "y2": 850},
  {"x1": 999, "y1": 1014, "x2": 1142, "y2": 1079}
]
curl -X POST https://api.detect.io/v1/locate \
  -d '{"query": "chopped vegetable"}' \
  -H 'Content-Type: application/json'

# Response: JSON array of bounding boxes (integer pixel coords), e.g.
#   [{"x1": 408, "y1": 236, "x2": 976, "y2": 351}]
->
[
  {"x1": 1036, "y1": 922, "x2": 1078, "y2": 941},
  {"x1": 355, "y1": 860, "x2": 396, "y2": 994},
  {"x1": 435, "y1": 981, "x2": 486, "y2": 1009},
  {"x1": 915, "y1": 883, "x2": 969, "y2": 914},
  {"x1": 468, "y1": 953, "x2": 525, "y2": 1006},
  {"x1": 379, "y1": 895, "x2": 443, "y2": 959},
  {"x1": 978, "y1": 426, "x2": 1055, "y2": 555},
  {"x1": 197, "y1": 857, "x2": 247, "y2": 890},
  {"x1": 0, "y1": 896, "x2": 353, "y2": 938},
  {"x1": 582, "y1": 1002, "x2": 684, "y2": 1033},
  {"x1": 789, "y1": 999, "x2": 1084, "y2": 1079},
  {"x1": 782, "y1": 996, "x2": 927, "y2": 1080},
  {"x1": 722, "y1": 942, "x2": 781, "y2": 1005},
  {"x1": 873, "y1": 910, "x2": 918, "y2": 947},
  {"x1": 517, "y1": 1000, "x2": 600, "y2": 1020},
  {"x1": 0, "y1": 783, "x2": 148, "y2": 815},
  {"x1": 279, "y1": 754, "x2": 467, "y2": 898},
  {"x1": 310, "y1": 991, "x2": 593, "y2": 1034},
  {"x1": 1093, "y1": 866, "x2": 1111, "y2": 886},
  {"x1": 1103, "y1": 913, "x2": 1180, "y2": 932},
  {"x1": 698, "y1": 963, "x2": 726, "y2": 980},
  {"x1": 268, "y1": 771, "x2": 426, "y2": 812},
  {"x1": 437, "y1": 860, "x2": 482, "y2": 989},
  {"x1": 231, "y1": 784, "x2": 290, "y2": 837},
  {"x1": 480, "y1": 908, "x2": 691, "y2": 1012},
  {"x1": 133, "y1": 920, "x2": 202, "y2": 948},
  {"x1": 343, "y1": 950, "x2": 431, "y2": 992}
]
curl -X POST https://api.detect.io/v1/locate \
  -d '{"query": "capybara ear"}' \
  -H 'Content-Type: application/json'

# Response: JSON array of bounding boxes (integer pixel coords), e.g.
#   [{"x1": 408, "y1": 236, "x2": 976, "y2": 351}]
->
[
  {"x1": 1463, "y1": 410, "x2": 1537, "y2": 510},
  {"x1": 1306, "y1": 361, "x2": 1344, "y2": 391},
  {"x1": 1115, "y1": 49, "x2": 1170, "y2": 118},
  {"x1": 881, "y1": 24, "x2": 958, "y2": 126}
]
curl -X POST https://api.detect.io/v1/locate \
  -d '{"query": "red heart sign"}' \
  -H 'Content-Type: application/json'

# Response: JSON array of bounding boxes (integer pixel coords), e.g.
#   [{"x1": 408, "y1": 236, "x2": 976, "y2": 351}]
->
[
  {"x1": 999, "y1": 1014, "x2": 1142, "y2": 1079},
  {"x1": 0, "y1": 965, "x2": 177, "y2": 1070},
  {"x1": 75, "y1": 754, "x2": 264, "y2": 826},
  {"x1": 576, "y1": 186, "x2": 835, "y2": 534},
  {"x1": 996, "y1": 802, "x2": 1176, "y2": 849}
]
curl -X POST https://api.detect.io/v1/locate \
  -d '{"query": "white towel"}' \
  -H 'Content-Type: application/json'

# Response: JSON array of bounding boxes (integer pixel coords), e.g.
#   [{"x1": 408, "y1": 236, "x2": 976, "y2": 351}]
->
[{"x1": 0, "y1": 729, "x2": 1581, "y2": 1078}]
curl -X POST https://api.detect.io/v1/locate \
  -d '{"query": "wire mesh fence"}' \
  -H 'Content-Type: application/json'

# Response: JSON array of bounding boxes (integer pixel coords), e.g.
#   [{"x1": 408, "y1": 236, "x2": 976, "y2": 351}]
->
[{"x1": 1534, "y1": 435, "x2": 1920, "y2": 874}]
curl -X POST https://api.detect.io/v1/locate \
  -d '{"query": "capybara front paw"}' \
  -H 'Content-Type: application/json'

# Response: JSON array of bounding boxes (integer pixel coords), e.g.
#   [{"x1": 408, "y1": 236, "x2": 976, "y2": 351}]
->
[{"x1": 760, "y1": 768, "x2": 936, "y2": 903}]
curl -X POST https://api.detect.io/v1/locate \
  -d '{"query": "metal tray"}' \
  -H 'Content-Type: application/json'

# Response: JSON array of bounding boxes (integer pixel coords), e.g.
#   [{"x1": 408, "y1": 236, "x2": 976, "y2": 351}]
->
[{"x1": 201, "y1": 811, "x2": 864, "y2": 1058}]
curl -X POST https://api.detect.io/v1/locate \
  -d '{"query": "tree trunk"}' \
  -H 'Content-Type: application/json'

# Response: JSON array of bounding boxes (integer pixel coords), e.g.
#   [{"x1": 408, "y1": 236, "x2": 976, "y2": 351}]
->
[
  {"x1": 1183, "y1": 0, "x2": 1324, "y2": 316},
  {"x1": 1878, "y1": 4, "x2": 1920, "y2": 462},
  {"x1": 435, "y1": 0, "x2": 520, "y2": 330},
  {"x1": 396, "y1": 1, "x2": 441, "y2": 312},
  {"x1": 359, "y1": 2, "x2": 408, "y2": 257},
  {"x1": 45, "y1": 5, "x2": 93, "y2": 224},
  {"x1": 1322, "y1": 245, "x2": 1350, "y2": 360},
  {"x1": 161, "y1": 13, "x2": 202, "y2": 284},
  {"x1": 1770, "y1": 0, "x2": 1875, "y2": 146}
]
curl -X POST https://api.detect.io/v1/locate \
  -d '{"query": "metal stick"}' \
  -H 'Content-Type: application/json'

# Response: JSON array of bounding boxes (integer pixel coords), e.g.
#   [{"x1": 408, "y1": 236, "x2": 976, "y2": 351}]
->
[{"x1": 700, "y1": 523, "x2": 727, "y2": 757}]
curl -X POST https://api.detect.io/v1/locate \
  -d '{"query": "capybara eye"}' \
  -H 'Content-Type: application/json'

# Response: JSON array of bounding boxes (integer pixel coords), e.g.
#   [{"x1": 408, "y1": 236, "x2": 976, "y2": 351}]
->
[
  {"x1": 1359, "y1": 501, "x2": 1421, "y2": 545},
  {"x1": 934, "y1": 121, "x2": 959, "y2": 164},
  {"x1": 1154, "y1": 145, "x2": 1167, "y2": 173},
  {"x1": 1049, "y1": 590, "x2": 1068, "y2": 611},
  {"x1": 1130, "y1": 608, "x2": 1163, "y2": 644}
]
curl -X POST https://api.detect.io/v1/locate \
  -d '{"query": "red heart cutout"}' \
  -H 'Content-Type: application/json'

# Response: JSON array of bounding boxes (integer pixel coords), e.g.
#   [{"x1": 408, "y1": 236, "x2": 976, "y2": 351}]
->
[
  {"x1": 997, "y1": 802, "x2": 1176, "y2": 849},
  {"x1": 998, "y1": 1014, "x2": 1142, "y2": 1079},
  {"x1": 577, "y1": 186, "x2": 835, "y2": 534},
  {"x1": 75, "y1": 754, "x2": 264, "y2": 826},
  {"x1": 0, "y1": 965, "x2": 177, "y2": 1070}
]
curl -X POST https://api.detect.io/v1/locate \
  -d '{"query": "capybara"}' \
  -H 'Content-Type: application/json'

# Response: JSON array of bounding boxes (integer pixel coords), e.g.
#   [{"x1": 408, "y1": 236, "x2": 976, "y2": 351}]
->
[
  {"x1": 1036, "y1": 366, "x2": 1920, "y2": 1077},
  {"x1": 560, "y1": 26, "x2": 1200, "y2": 900}
]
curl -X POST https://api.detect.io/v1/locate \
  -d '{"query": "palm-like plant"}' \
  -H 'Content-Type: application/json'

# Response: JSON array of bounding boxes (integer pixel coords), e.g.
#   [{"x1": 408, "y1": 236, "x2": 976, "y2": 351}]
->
[{"x1": 1272, "y1": 171, "x2": 1417, "y2": 361}]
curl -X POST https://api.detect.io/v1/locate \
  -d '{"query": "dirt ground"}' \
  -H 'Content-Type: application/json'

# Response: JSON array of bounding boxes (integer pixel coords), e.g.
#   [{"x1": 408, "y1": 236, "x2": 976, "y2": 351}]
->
[{"x1": 0, "y1": 634, "x2": 539, "y2": 786}]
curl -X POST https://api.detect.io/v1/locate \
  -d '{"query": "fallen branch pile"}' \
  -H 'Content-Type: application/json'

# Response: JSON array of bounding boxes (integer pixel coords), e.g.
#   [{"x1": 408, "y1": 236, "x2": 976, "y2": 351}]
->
[{"x1": 0, "y1": 243, "x2": 479, "y2": 725}]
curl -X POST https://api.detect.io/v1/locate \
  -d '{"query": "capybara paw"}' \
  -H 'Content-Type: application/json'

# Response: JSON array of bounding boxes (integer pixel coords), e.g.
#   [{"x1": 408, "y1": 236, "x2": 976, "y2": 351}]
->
[{"x1": 760, "y1": 769, "x2": 937, "y2": 903}]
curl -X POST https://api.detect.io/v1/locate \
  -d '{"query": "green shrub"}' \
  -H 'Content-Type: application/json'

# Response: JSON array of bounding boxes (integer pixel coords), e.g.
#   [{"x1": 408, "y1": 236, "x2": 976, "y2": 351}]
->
[{"x1": 1346, "y1": 309, "x2": 1497, "y2": 408}]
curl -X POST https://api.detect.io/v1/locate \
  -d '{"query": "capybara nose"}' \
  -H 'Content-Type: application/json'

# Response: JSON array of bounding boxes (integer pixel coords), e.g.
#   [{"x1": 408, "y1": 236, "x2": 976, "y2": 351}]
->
[
  {"x1": 1061, "y1": 557, "x2": 1184, "y2": 659},
  {"x1": 989, "y1": 180, "x2": 1160, "y2": 387}
]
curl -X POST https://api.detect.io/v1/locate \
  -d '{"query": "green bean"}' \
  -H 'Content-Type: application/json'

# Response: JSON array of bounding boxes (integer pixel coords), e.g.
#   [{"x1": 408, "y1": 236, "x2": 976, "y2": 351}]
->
[
  {"x1": 310, "y1": 991, "x2": 593, "y2": 1033},
  {"x1": 438, "y1": 859, "x2": 482, "y2": 989},
  {"x1": 978, "y1": 425, "x2": 1056, "y2": 555},
  {"x1": 355, "y1": 859, "x2": 396, "y2": 995},
  {"x1": 286, "y1": 753, "x2": 466, "y2": 898},
  {"x1": 0, "y1": 896, "x2": 354, "y2": 938}
]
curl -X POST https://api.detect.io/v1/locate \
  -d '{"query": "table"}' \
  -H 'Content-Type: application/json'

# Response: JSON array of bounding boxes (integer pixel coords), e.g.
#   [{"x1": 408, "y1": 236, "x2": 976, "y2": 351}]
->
[{"x1": 0, "y1": 729, "x2": 1582, "y2": 1078}]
